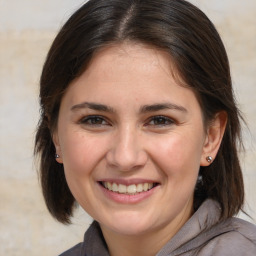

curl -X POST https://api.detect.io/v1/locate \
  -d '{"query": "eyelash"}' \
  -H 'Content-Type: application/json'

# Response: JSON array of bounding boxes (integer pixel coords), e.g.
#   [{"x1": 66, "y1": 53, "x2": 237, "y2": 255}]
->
[
  {"x1": 145, "y1": 115, "x2": 175, "y2": 127},
  {"x1": 79, "y1": 115, "x2": 110, "y2": 126},
  {"x1": 78, "y1": 115, "x2": 175, "y2": 128}
]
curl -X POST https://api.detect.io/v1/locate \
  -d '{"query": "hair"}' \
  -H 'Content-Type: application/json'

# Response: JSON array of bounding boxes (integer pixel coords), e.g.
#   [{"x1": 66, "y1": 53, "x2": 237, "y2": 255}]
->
[{"x1": 35, "y1": 0, "x2": 244, "y2": 224}]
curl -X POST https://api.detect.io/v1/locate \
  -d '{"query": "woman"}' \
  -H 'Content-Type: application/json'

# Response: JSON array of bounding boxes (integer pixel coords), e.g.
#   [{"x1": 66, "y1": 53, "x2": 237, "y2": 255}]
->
[{"x1": 35, "y1": 0, "x2": 256, "y2": 255}]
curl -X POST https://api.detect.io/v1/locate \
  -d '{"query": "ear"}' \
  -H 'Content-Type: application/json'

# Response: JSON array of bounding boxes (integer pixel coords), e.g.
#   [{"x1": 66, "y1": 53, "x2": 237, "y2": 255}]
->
[
  {"x1": 200, "y1": 111, "x2": 227, "y2": 166},
  {"x1": 52, "y1": 131, "x2": 63, "y2": 164}
]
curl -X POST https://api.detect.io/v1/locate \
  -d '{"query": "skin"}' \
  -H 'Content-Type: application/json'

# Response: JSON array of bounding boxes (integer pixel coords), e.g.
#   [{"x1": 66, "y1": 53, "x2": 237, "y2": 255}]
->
[{"x1": 53, "y1": 43, "x2": 226, "y2": 256}]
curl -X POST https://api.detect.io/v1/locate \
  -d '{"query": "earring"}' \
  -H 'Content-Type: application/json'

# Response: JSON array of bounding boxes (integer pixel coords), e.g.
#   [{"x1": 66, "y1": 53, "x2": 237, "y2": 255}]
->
[
  {"x1": 55, "y1": 153, "x2": 60, "y2": 159},
  {"x1": 206, "y1": 156, "x2": 213, "y2": 163}
]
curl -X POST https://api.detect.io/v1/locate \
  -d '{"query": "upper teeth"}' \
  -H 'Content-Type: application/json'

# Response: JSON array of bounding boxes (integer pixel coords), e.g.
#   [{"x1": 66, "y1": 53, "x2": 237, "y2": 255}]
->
[{"x1": 103, "y1": 182, "x2": 154, "y2": 194}]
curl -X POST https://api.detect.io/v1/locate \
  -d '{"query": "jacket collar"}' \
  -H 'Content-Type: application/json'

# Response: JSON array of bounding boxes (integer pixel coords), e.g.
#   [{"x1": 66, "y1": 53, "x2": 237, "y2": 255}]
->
[
  {"x1": 157, "y1": 199, "x2": 234, "y2": 255},
  {"x1": 81, "y1": 199, "x2": 233, "y2": 256},
  {"x1": 81, "y1": 221, "x2": 109, "y2": 256}
]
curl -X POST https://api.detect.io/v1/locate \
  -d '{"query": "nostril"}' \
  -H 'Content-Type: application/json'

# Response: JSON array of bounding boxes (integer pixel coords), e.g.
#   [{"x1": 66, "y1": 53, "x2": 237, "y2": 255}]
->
[{"x1": 105, "y1": 138, "x2": 148, "y2": 171}]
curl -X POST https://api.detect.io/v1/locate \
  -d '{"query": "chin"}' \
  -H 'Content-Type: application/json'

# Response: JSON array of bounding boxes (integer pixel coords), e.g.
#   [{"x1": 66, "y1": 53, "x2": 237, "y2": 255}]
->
[
  {"x1": 99, "y1": 211, "x2": 158, "y2": 236},
  {"x1": 108, "y1": 223, "x2": 152, "y2": 236}
]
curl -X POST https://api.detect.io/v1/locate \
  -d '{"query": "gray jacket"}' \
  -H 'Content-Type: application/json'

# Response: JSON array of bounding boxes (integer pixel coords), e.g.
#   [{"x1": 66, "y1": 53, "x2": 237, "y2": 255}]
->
[{"x1": 59, "y1": 200, "x2": 256, "y2": 255}]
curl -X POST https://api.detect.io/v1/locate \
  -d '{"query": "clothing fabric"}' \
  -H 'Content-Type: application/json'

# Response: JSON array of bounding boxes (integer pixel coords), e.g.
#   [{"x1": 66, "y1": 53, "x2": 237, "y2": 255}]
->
[{"x1": 59, "y1": 199, "x2": 256, "y2": 256}]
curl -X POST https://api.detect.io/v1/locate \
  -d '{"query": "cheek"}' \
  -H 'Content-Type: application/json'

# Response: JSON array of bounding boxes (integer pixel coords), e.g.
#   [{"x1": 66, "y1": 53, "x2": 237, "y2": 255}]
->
[
  {"x1": 60, "y1": 131, "x2": 104, "y2": 177},
  {"x1": 58, "y1": 131, "x2": 107, "y2": 207},
  {"x1": 149, "y1": 132, "x2": 204, "y2": 177}
]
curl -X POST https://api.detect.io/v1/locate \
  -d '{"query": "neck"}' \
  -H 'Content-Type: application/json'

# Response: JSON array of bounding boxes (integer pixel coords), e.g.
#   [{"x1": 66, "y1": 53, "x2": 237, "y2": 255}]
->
[
  {"x1": 100, "y1": 203, "x2": 193, "y2": 256},
  {"x1": 102, "y1": 228, "x2": 168, "y2": 256}
]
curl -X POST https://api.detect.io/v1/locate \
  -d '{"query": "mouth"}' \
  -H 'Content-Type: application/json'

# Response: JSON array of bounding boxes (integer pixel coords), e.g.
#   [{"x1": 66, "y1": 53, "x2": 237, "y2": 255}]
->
[{"x1": 99, "y1": 181, "x2": 159, "y2": 195}]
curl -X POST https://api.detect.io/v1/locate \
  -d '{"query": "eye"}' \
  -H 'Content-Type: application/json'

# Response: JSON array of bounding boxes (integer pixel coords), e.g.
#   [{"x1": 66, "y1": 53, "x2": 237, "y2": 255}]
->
[
  {"x1": 79, "y1": 115, "x2": 110, "y2": 126},
  {"x1": 146, "y1": 116, "x2": 175, "y2": 127}
]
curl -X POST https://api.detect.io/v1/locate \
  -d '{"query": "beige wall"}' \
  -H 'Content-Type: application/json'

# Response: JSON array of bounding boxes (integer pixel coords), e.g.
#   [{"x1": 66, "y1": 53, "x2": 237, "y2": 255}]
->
[{"x1": 0, "y1": 1, "x2": 255, "y2": 255}]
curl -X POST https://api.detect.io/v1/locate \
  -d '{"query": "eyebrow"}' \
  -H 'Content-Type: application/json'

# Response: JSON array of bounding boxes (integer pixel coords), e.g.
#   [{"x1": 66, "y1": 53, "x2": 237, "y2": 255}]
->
[
  {"x1": 140, "y1": 103, "x2": 187, "y2": 113},
  {"x1": 71, "y1": 102, "x2": 115, "y2": 113},
  {"x1": 71, "y1": 101, "x2": 187, "y2": 114}
]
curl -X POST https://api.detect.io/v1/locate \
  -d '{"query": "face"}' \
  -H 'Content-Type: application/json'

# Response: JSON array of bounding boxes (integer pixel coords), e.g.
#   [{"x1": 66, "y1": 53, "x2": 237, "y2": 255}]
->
[{"x1": 54, "y1": 43, "x2": 211, "y2": 238}]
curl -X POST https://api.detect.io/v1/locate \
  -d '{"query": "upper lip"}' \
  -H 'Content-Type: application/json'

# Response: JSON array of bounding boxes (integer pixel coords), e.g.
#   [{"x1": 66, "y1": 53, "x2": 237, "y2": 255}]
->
[{"x1": 98, "y1": 178, "x2": 160, "y2": 186}]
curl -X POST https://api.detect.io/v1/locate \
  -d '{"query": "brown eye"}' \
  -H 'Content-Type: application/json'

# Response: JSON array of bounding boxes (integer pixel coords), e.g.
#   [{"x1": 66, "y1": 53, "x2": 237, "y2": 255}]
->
[
  {"x1": 147, "y1": 116, "x2": 175, "y2": 126},
  {"x1": 80, "y1": 115, "x2": 109, "y2": 126}
]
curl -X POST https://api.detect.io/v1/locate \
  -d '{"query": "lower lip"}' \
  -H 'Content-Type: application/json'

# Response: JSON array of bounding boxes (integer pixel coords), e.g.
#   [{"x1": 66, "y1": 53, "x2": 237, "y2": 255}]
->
[{"x1": 98, "y1": 183, "x2": 158, "y2": 204}]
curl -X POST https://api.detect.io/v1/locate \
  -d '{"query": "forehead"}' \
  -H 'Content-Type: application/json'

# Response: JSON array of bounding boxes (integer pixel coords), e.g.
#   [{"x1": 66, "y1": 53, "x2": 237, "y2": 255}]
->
[
  {"x1": 86, "y1": 42, "x2": 176, "y2": 77},
  {"x1": 62, "y1": 42, "x2": 201, "y2": 113},
  {"x1": 69, "y1": 43, "x2": 180, "y2": 95}
]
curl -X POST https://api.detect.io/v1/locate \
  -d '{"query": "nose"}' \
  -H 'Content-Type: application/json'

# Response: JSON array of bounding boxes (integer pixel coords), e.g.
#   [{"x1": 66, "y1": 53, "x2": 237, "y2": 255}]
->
[{"x1": 106, "y1": 126, "x2": 148, "y2": 172}]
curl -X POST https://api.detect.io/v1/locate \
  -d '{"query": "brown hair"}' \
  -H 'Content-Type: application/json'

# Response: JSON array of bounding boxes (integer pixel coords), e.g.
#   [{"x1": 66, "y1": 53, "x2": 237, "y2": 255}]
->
[{"x1": 35, "y1": 0, "x2": 244, "y2": 224}]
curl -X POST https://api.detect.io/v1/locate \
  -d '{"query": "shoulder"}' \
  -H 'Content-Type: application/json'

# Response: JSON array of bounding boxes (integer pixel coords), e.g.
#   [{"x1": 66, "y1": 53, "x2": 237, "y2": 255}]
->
[
  {"x1": 57, "y1": 221, "x2": 109, "y2": 256},
  {"x1": 199, "y1": 217, "x2": 256, "y2": 256},
  {"x1": 58, "y1": 242, "x2": 83, "y2": 256}
]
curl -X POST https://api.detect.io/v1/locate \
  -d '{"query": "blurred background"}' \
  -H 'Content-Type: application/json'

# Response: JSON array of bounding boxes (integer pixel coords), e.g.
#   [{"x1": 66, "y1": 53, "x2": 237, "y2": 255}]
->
[{"x1": 0, "y1": 0, "x2": 255, "y2": 255}]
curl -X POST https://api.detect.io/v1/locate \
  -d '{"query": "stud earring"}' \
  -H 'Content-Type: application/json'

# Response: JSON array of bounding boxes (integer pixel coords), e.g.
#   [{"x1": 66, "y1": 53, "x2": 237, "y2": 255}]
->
[
  {"x1": 206, "y1": 156, "x2": 213, "y2": 163},
  {"x1": 55, "y1": 154, "x2": 60, "y2": 159}
]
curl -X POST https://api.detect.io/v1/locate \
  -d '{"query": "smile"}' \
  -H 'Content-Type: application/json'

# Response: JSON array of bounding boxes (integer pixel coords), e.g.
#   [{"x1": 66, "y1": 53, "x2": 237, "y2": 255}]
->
[{"x1": 101, "y1": 182, "x2": 157, "y2": 195}]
